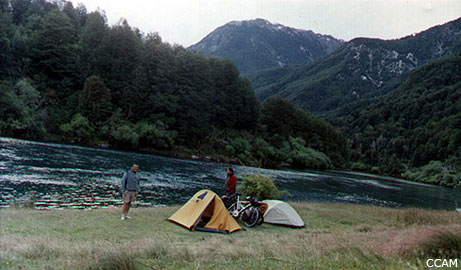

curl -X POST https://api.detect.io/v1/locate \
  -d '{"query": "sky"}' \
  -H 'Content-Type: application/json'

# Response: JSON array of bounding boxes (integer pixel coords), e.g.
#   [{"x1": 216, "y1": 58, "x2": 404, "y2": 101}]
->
[{"x1": 68, "y1": 0, "x2": 461, "y2": 47}]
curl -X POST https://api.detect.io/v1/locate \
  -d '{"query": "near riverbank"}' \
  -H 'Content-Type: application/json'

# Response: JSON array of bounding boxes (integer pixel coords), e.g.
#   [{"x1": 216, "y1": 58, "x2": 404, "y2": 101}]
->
[{"x1": 2, "y1": 202, "x2": 461, "y2": 270}]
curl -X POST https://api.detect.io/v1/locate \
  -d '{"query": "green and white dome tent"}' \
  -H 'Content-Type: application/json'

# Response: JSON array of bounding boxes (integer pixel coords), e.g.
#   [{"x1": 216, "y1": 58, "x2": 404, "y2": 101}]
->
[{"x1": 262, "y1": 200, "x2": 304, "y2": 228}]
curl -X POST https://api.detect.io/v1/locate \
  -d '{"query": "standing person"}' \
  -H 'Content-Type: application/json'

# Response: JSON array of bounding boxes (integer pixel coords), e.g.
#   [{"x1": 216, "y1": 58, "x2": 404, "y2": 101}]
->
[
  {"x1": 224, "y1": 167, "x2": 237, "y2": 196},
  {"x1": 121, "y1": 164, "x2": 140, "y2": 220}
]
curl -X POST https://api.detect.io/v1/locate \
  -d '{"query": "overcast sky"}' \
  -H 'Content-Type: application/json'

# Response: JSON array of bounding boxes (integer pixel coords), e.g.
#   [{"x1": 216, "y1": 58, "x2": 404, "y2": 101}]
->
[{"x1": 69, "y1": 0, "x2": 461, "y2": 47}]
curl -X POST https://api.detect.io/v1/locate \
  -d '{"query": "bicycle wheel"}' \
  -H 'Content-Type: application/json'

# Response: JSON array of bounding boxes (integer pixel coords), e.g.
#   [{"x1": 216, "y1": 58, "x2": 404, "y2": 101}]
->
[
  {"x1": 243, "y1": 207, "x2": 260, "y2": 227},
  {"x1": 256, "y1": 214, "x2": 264, "y2": 225}
]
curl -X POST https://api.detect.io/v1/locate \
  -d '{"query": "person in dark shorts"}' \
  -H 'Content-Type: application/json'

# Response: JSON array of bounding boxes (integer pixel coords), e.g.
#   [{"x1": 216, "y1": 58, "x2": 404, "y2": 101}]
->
[{"x1": 121, "y1": 164, "x2": 140, "y2": 220}]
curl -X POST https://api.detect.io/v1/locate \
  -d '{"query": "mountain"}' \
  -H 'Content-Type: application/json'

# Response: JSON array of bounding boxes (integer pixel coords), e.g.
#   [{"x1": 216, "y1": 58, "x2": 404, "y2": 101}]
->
[
  {"x1": 188, "y1": 19, "x2": 344, "y2": 74},
  {"x1": 343, "y1": 49, "x2": 461, "y2": 182},
  {"x1": 249, "y1": 17, "x2": 461, "y2": 114}
]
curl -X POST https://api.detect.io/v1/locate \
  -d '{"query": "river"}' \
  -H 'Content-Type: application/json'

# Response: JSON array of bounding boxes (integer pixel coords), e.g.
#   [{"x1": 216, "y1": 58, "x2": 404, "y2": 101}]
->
[{"x1": 0, "y1": 137, "x2": 460, "y2": 210}]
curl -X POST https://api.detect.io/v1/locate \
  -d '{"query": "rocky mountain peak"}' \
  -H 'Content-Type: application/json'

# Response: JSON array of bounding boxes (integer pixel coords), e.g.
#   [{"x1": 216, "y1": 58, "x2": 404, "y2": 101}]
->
[{"x1": 188, "y1": 19, "x2": 344, "y2": 74}]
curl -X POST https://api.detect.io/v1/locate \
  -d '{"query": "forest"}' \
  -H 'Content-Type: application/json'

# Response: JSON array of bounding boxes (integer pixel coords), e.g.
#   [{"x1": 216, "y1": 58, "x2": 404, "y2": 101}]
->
[
  {"x1": 339, "y1": 50, "x2": 461, "y2": 187},
  {"x1": 0, "y1": 0, "x2": 347, "y2": 170}
]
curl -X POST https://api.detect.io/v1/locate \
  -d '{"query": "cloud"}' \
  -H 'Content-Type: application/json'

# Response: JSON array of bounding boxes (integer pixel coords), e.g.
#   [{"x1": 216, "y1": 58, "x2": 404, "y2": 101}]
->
[
  {"x1": 70, "y1": 0, "x2": 461, "y2": 47},
  {"x1": 422, "y1": 2, "x2": 434, "y2": 12}
]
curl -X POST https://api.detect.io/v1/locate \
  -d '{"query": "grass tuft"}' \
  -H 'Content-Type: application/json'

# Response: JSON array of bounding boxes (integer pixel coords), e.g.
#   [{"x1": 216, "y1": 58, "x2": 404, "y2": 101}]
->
[
  {"x1": 396, "y1": 208, "x2": 458, "y2": 226},
  {"x1": 88, "y1": 247, "x2": 138, "y2": 270},
  {"x1": 417, "y1": 230, "x2": 461, "y2": 258}
]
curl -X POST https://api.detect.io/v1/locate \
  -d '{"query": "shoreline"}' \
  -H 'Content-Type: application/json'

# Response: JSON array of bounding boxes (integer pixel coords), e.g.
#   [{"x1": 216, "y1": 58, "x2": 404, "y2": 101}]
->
[{"x1": 1, "y1": 136, "x2": 458, "y2": 191}]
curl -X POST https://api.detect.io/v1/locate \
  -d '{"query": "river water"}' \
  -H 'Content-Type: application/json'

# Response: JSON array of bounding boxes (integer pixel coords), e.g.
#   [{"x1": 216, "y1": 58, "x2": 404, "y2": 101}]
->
[{"x1": 0, "y1": 137, "x2": 460, "y2": 210}]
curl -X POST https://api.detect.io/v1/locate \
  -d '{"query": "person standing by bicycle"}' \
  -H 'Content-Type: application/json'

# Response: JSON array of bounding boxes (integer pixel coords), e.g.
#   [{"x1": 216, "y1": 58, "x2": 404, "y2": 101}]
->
[{"x1": 224, "y1": 168, "x2": 237, "y2": 196}]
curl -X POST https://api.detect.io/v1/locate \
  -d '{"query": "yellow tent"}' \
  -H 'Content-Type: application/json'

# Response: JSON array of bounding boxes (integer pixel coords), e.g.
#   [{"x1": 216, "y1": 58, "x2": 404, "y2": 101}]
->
[{"x1": 168, "y1": 190, "x2": 242, "y2": 234}]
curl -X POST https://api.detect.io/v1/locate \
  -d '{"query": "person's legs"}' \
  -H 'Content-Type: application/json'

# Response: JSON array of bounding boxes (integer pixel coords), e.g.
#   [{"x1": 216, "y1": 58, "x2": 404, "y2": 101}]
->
[
  {"x1": 122, "y1": 191, "x2": 137, "y2": 219},
  {"x1": 122, "y1": 202, "x2": 131, "y2": 215},
  {"x1": 121, "y1": 191, "x2": 131, "y2": 219}
]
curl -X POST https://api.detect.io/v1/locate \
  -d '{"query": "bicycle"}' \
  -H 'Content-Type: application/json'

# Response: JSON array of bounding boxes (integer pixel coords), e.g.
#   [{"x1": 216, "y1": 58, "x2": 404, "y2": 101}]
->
[{"x1": 223, "y1": 192, "x2": 267, "y2": 227}]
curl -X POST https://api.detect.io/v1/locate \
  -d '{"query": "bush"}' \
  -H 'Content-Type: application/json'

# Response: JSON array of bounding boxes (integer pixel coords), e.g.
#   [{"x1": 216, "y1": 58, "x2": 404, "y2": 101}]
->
[
  {"x1": 351, "y1": 162, "x2": 369, "y2": 171},
  {"x1": 238, "y1": 173, "x2": 284, "y2": 200},
  {"x1": 287, "y1": 137, "x2": 333, "y2": 169},
  {"x1": 135, "y1": 120, "x2": 177, "y2": 150},
  {"x1": 110, "y1": 123, "x2": 139, "y2": 148},
  {"x1": 403, "y1": 160, "x2": 443, "y2": 183},
  {"x1": 60, "y1": 113, "x2": 94, "y2": 143}
]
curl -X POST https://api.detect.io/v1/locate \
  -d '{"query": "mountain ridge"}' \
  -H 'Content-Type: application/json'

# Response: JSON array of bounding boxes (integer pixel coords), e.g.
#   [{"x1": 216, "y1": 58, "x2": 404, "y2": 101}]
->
[
  {"x1": 188, "y1": 18, "x2": 344, "y2": 74},
  {"x1": 248, "y1": 17, "x2": 461, "y2": 114}
]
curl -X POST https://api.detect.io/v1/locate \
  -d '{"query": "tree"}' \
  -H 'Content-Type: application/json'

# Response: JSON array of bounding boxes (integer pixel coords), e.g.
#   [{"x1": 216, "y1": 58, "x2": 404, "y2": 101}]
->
[
  {"x1": 31, "y1": 8, "x2": 82, "y2": 97},
  {"x1": 0, "y1": 0, "x2": 9, "y2": 13},
  {"x1": 0, "y1": 79, "x2": 44, "y2": 137},
  {"x1": 0, "y1": 7, "x2": 14, "y2": 79},
  {"x1": 96, "y1": 19, "x2": 142, "y2": 113},
  {"x1": 133, "y1": 33, "x2": 178, "y2": 121},
  {"x1": 75, "y1": 3, "x2": 88, "y2": 26},
  {"x1": 260, "y1": 96, "x2": 298, "y2": 137},
  {"x1": 62, "y1": 2, "x2": 80, "y2": 38},
  {"x1": 11, "y1": 0, "x2": 31, "y2": 24},
  {"x1": 81, "y1": 75, "x2": 112, "y2": 124},
  {"x1": 79, "y1": 10, "x2": 107, "y2": 76}
]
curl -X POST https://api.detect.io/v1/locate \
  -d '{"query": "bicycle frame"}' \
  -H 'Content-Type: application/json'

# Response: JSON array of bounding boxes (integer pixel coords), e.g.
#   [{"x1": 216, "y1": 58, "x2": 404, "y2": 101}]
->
[
  {"x1": 225, "y1": 193, "x2": 267, "y2": 227},
  {"x1": 227, "y1": 193, "x2": 250, "y2": 218}
]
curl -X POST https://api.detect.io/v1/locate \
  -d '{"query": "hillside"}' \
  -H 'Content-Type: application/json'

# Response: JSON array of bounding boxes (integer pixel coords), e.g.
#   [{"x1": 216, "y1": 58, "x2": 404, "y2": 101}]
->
[
  {"x1": 188, "y1": 19, "x2": 344, "y2": 74},
  {"x1": 343, "y1": 50, "x2": 461, "y2": 184},
  {"x1": 249, "y1": 17, "x2": 461, "y2": 114}
]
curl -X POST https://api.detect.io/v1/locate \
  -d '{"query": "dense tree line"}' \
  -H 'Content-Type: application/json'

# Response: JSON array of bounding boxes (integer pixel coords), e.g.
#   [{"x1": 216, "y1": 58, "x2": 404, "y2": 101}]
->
[{"x1": 0, "y1": 0, "x2": 347, "y2": 170}]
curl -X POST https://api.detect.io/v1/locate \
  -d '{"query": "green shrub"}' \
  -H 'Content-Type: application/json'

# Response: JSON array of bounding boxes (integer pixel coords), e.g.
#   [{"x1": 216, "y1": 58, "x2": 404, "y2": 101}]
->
[
  {"x1": 135, "y1": 120, "x2": 177, "y2": 150},
  {"x1": 371, "y1": 167, "x2": 381, "y2": 174},
  {"x1": 351, "y1": 162, "x2": 369, "y2": 171},
  {"x1": 60, "y1": 113, "x2": 94, "y2": 143},
  {"x1": 238, "y1": 173, "x2": 284, "y2": 200},
  {"x1": 287, "y1": 137, "x2": 333, "y2": 169},
  {"x1": 403, "y1": 160, "x2": 443, "y2": 183},
  {"x1": 110, "y1": 123, "x2": 139, "y2": 147}
]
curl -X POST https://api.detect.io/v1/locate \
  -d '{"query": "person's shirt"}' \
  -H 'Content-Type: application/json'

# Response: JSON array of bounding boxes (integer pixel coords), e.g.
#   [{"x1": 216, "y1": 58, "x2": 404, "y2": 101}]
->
[
  {"x1": 121, "y1": 170, "x2": 140, "y2": 192},
  {"x1": 225, "y1": 175, "x2": 237, "y2": 194}
]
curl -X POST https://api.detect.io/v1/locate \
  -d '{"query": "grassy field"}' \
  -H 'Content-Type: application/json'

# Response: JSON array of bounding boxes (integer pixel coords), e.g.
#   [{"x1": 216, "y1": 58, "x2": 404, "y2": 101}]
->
[{"x1": 1, "y1": 202, "x2": 461, "y2": 270}]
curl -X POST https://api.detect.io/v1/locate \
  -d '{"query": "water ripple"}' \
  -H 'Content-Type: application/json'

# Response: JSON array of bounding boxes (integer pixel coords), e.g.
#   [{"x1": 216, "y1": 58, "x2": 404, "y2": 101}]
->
[{"x1": 1, "y1": 137, "x2": 460, "y2": 210}]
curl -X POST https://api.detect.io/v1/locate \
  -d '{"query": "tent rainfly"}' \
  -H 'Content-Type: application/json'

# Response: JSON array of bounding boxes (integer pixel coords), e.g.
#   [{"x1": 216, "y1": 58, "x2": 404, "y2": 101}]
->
[
  {"x1": 168, "y1": 189, "x2": 242, "y2": 234},
  {"x1": 262, "y1": 200, "x2": 305, "y2": 228}
]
